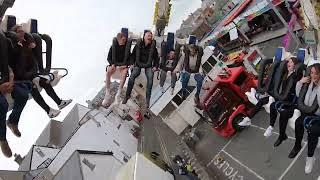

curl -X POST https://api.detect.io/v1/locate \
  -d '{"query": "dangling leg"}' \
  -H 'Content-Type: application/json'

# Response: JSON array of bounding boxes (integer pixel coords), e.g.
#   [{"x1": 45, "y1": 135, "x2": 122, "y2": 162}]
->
[
  {"x1": 194, "y1": 73, "x2": 204, "y2": 105},
  {"x1": 123, "y1": 67, "x2": 141, "y2": 104},
  {"x1": 0, "y1": 94, "x2": 11, "y2": 158},
  {"x1": 159, "y1": 69, "x2": 167, "y2": 93},
  {"x1": 145, "y1": 68, "x2": 154, "y2": 108},
  {"x1": 170, "y1": 72, "x2": 177, "y2": 95},
  {"x1": 180, "y1": 72, "x2": 190, "y2": 99},
  {"x1": 102, "y1": 66, "x2": 116, "y2": 106},
  {"x1": 7, "y1": 83, "x2": 30, "y2": 137},
  {"x1": 115, "y1": 66, "x2": 128, "y2": 103}
]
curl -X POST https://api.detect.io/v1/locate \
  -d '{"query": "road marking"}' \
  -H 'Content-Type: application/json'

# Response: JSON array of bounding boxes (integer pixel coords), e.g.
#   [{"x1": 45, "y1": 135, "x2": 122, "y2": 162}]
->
[
  {"x1": 222, "y1": 150, "x2": 265, "y2": 180},
  {"x1": 153, "y1": 117, "x2": 172, "y2": 166},
  {"x1": 278, "y1": 142, "x2": 307, "y2": 180},
  {"x1": 207, "y1": 135, "x2": 236, "y2": 167},
  {"x1": 250, "y1": 124, "x2": 297, "y2": 141}
]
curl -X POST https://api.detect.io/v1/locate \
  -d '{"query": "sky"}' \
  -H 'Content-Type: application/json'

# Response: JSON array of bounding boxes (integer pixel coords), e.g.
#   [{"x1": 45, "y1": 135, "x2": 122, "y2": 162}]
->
[{"x1": 1, "y1": 0, "x2": 201, "y2": 170}]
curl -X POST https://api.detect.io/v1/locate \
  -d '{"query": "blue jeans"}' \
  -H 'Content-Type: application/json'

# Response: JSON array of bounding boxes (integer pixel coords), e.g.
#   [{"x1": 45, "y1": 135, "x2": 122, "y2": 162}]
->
[
  {"x1": 0, "y1": 82, "x2": 31, "y2": 140},
  {"x1": 125, "y1": 67, "x2": 154, "y2": 107},
  {"x1": 180, "y1": 72, "x2": 204, "y2": 97}
]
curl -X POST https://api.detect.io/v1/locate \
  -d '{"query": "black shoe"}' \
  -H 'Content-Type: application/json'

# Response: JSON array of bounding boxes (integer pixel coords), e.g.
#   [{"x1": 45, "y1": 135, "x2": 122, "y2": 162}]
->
[
  {"x1": 274, "y1": 135, "x2": 288, "y2": 147},
  {"x1": 288, "y1": 145, "x2": 302, "y2": 159},
  {"x1": 7, "y1": 122, "x2": 21, "y2": 137}
]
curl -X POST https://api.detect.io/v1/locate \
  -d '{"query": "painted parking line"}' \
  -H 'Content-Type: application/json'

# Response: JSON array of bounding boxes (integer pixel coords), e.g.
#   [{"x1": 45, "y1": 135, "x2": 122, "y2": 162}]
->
[
  {"x1": 250, "y1": 124, "x2": 296, "y2": 140},
  {"x1": 279, "y1": 142, "x2": 307, "y2": 180},
  {"x1": 207, "y1": 135, "x2": 236, "y2": 167}
]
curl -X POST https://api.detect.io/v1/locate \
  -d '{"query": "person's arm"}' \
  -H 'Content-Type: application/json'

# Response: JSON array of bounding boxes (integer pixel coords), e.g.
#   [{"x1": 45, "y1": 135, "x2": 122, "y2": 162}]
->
[
  {"x1": 174, "y1": 52, "x2": 184, "y2": 72},
  {"x1": 129, "y1": 45, "x2": 137, "y2": 65},
  {"x1": 107, "y1": 46, "x2": 113, "y2": 65},
  {"x1": 295, "y1": 80, "x2": 303, "y2": 96},
  {"x1": 153, "y1": 47, "x2": 159, "y2": 68}
]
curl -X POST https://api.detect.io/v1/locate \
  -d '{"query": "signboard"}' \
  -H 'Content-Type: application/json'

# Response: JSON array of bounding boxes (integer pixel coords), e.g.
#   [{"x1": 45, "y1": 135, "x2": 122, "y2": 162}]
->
[
  {"x1": 304, "y1": 30, "x2": 317, "y2": 45},
  {"x1": 229, "y1": 27, "x2": 239, "y2": 41}
]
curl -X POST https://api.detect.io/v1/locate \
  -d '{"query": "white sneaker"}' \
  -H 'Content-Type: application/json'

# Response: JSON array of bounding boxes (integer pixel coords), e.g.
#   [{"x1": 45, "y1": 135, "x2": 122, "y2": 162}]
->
[
  {"x1": 264, "y1": 126, "x2": 274, "y2": 137},
  {"x1": 48, "y1": 108, "x2": 61, "y2": 118},
  {"x1": 170, "y1": 87, "x2": 174, "y2": 95},
  {"x1": 58, "y1": 99, "x2": 72, "y2": 110},
  {"x1": 317, "y1": 175, "x2": 320, "y2": 180},
  {"x1": 305, "y1": 157, "x2": 316, "y2": 174},
  {"x1": 238, "y1": 117, "x2": 252, "y2": 126},
  {"x1": 160, "y1": 86, "x2": 165, "y2": 93}
]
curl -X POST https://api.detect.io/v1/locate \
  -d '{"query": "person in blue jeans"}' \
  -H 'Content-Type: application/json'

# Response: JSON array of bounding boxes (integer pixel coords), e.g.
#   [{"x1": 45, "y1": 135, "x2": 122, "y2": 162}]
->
[
  {"x1": 122, "y1": 31, "x2": 159, "y2": 108},
  {"x1": 0, "y1": 31, "x2": 31, "y2": 157},
  {"x1": 179, "y1": 45, "x2": 204, "y2": 105}
]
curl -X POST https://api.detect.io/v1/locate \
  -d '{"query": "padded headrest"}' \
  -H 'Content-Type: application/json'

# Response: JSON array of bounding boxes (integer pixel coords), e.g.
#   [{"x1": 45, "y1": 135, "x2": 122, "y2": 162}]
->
[
  {"x1": 23, "y1": 19, "x2": 38, "y2": 34},
  {"x1": 0, "y1": 15, "x2": 16, "y2": 32},
  {"x1": 188, "y1": 35, "x2": 197, "y2": 45},
  {"x1": 274, "y1": 47, "x2": 285, "y2": 62},
  {"x1": 296, "y1": 48, "x2": 306, "y2": 63},
  {"x1": 121, "y1": 28, "x2": 128, "y2": 39},
  {"x1": 167, "y1": 32, "x2": 175, "y2": 51}
]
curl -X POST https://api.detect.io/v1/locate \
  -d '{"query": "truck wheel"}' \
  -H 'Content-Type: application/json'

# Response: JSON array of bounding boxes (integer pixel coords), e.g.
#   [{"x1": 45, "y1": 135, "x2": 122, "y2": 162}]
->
[{"x1": 232, "y1": 115, "x2": 246, "y2": 131}]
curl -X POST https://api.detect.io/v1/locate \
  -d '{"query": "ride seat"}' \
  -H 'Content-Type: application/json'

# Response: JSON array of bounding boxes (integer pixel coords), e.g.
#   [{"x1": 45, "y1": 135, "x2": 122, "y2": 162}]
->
[
  {"x1": 245, "y1": 47, "x2": 286, "y2": 110},
  {"x1": 0, "y1": 15, "x2": 16, "y2": 32}
]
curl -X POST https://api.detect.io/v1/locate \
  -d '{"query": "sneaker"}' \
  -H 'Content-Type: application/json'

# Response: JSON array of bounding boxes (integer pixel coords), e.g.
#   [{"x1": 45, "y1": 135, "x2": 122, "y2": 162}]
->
[
  {"x1": 58, "y1": 99, "x2": 72, "y2": 110},
  {"x1": 7, "y1": 122, "x2": 21, "y2": 137},
  {"x1": 238, "y1": 117, "x2": 252, "y2": 127},
  {"x1": 160, "y1": 86, "x2": 165, "y2": 93},
  {"x1": 170, "y1": 87, "x2": 174, "y2": 95},
  {"x1": 305, "y1": 156, "x2": 316, "y2": 174},
  {"x1": 264, "y1": 126, "x2": 273, "y2": 137},
  {"x1": 0, "y1": 140, "x2": 12, "y2": 158},
  {"x1": 48, "y1": 108, "x2": 61, "y2": 118}
]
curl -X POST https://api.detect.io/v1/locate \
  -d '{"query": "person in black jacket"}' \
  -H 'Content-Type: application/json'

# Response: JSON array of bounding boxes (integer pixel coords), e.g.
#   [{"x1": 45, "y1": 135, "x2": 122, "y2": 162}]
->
[
  {"x1": 0, "y1": 29, "x2": 31, "y2": 158},
  {"x1": 180, "y1": 45, "x2": 204, "y2": 105},
  {"x1": 159, "y1": 49, "x2": 179, "y2": 95},
  {"x1": 102, "y1": 32, "x2": 130, "y2": 105},
  {"x1": 11, "y1": 25, "x2": 72, "y2": 119},
  {"x1": 263, "y1": 57, "x2": 301, "y2": 146},
  {"x1": 122, "y1": 31, "x2": 159, "y2": 108}
]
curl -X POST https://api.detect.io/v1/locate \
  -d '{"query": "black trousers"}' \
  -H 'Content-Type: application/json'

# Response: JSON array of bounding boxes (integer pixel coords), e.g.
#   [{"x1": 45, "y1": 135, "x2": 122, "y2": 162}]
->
[
  {"x1": 31, "y1": 78, "x2": 61, "y2": 113},
  {"x1": 249, "y1": 96, "x2": 269, "y2": 118},
  {"x1": 307, "y1": 121, "x2": 320, "y2": 157},
  {"x1": 269, "y1": 101, "x2": 294, "y2": 139},
  {"x1": 293, "y1": 113, "x2": 312, "y2": 148}
]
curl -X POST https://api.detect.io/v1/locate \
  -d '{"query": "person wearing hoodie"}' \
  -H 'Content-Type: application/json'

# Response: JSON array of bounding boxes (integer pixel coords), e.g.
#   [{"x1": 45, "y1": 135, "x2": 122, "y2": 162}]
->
[
  {"x1": 102, "y1": 32, "x2": 131, "y2": 105},
  {"x1": 11, "y1": 25, "x2": 72, "y2": 119},
  {"x1": 122, "y1": 31, "x2": 159, "y2": 108},
  {"x1": 287, "y1": 63, "x2": 320, "y2": 174}
]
